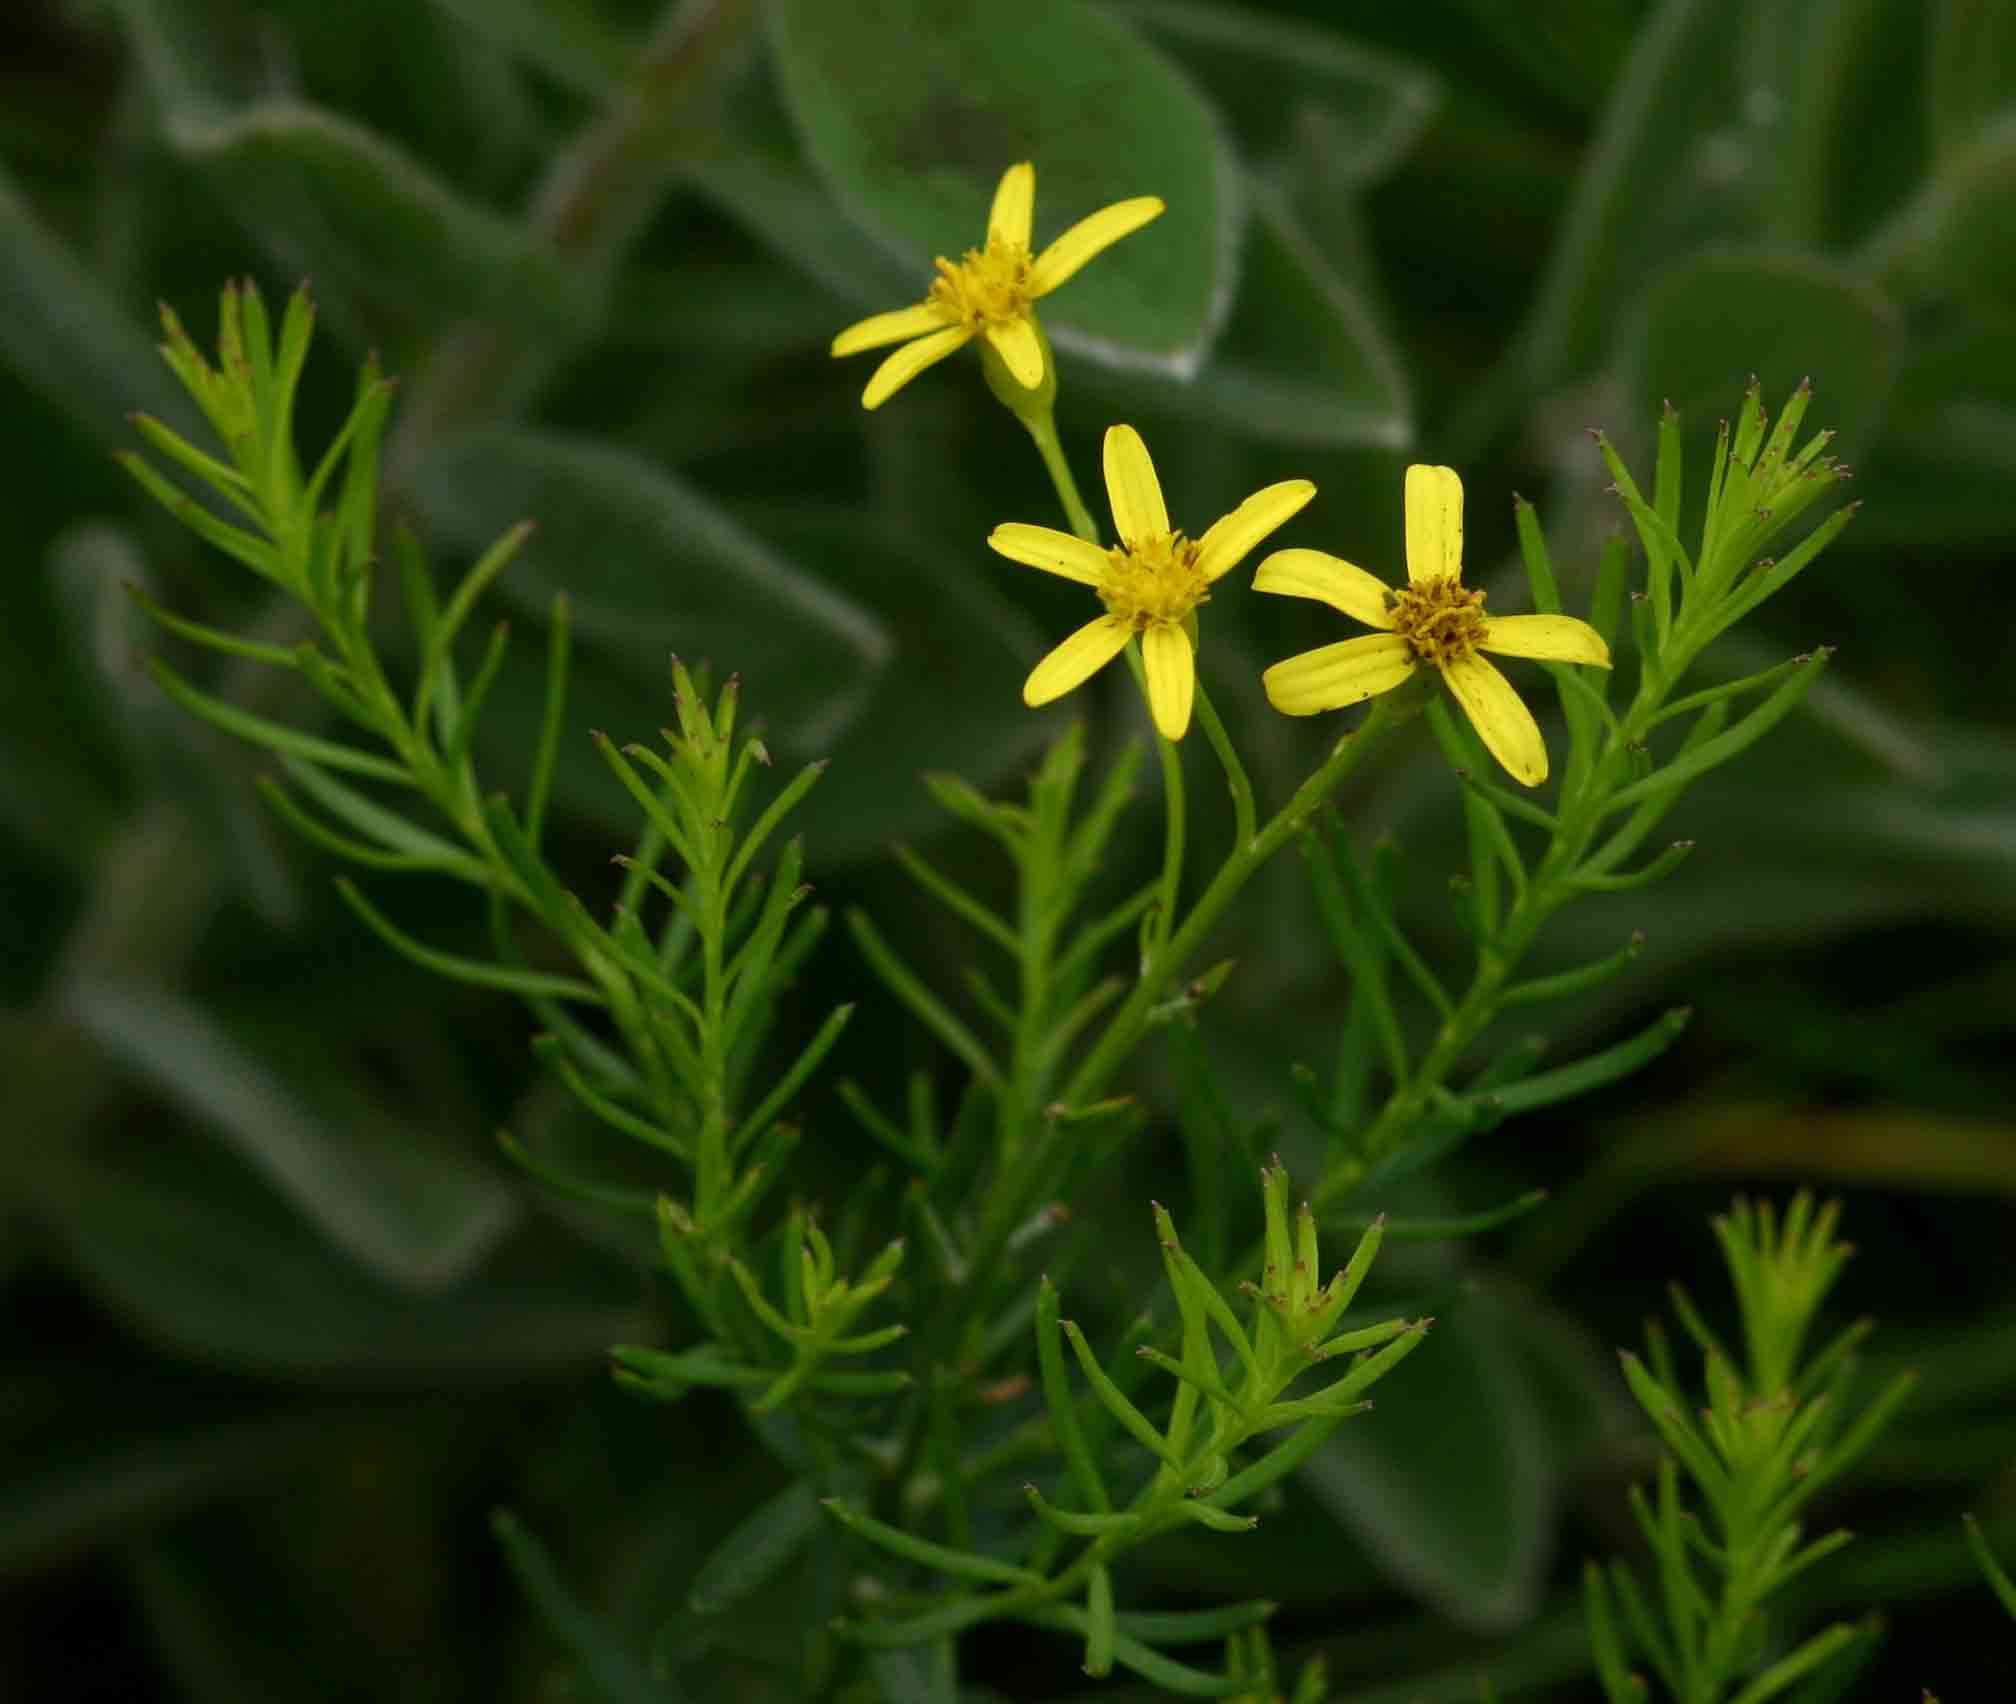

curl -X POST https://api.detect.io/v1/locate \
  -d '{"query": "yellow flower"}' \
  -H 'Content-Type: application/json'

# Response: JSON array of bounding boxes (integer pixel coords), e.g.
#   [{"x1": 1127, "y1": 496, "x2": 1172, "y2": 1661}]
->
[
  {"x1": 989, "y1": 425, "x2": 1314, "y2": 741},
  {"x1": 1254, "y1": 465, "x2": 1610, "y2": 785},
  {"x1": 829, "y1": 162, "x2": 1164, "y2": 410}
]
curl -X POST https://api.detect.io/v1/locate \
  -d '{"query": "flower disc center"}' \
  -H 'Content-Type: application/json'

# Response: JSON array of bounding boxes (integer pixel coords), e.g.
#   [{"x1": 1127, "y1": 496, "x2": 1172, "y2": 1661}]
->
[
  {"x1": 1390, "y1": 575, "x2": 1487, "y2": 668},
  {"x1": 928, "y1": 239, "x2": 1035, "y2": 329},
  {"x1": 1101, "y1": 533, "x2": 1209, "y2": 629}
]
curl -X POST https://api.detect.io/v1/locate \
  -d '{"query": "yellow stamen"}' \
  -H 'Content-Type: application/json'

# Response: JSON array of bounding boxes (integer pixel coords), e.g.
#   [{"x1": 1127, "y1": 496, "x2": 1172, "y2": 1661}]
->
[
  {"x1": 927, "y1": 239, "x2": 1036, "y2": 331},
  {"x1": 1099, "y1": 531, "x2": 1210, "y2": 629},
  {"x1": 1389, "y1": 574, "x2": 1486, "y2": 669}
]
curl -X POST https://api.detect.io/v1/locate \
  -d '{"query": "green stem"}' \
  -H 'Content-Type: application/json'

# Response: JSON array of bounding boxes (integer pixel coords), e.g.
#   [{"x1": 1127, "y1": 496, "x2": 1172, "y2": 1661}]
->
[
  {"x1": 1065, "y1": 697, "x2": 1401, "y2": 1111},
  {"x1": 1313, "y1": 668, "x2": 1677, "y2": 1209},
  {"x1": 1192, "y1": 679, "x2": 1257, "y2": 852},
  {"x1": 946, "y1": 701, "x2": 1407, "y2": 1345},
  {"x1": 1023, "y1": 406, "x2": 1100, "y2": 545}
]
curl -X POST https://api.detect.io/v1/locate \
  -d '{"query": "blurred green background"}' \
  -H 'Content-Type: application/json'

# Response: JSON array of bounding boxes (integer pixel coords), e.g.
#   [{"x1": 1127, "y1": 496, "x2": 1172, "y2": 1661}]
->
[{"x1": 3, "y1": 0, "x2": 2013, "y2": 1697}]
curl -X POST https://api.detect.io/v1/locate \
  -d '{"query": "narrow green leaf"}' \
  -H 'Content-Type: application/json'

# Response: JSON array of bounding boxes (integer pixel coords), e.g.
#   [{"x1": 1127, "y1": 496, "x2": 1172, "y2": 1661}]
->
[
  {"x1": 148, "y1": 656, "x2": 412, "y2": 784},
  {"x1": 335, "y1": 878, "x2": 603, "y2": 1003},
  {"x1": 530, "y1": 1034, "x2": 687, "y2": 1160},
  {"x1": 1061, "y1": 1320, "x2": 1182, "y2": 1470},
  {"x1": 725, "y1": 760, "x2": 829, "y2": 896},
  {"x1": 845, "y1": 909, "x2": 1000, "y2": 1088},
  {"x1": 1015, "y1": 1605, "x2": 1247, "y2": 1697},
  {"x1": 119, "y1": 454, "x2": 283, "y2": 582},
  {"x1": 416, "y1": 520, "x2": 535, "y2": 741},
  {"x1": 1604, "y1": 650, "x2": 1832, "y2": 815},
  {"x1": 1583, "y1": 1562, "x2": 1647, "y2": 1704},
  {"x1": 1021, "y1": 1485, "x2": 1136, "y2": 1536},
  {"x1": 1573, "y1": 841, "x2": 1696, "y2": 893},
  {"x1": 819, "y1": 1501, "x2": 1040, "y2": 1587},
  {"x1": 525, "y1": 592, "x2": 572, "y2": 849},
  {"x1": 1037, "y1": 1279, "x2": 1111, "y2": 1516},
  {"x1": 1481, "y1": 1008, "x2": 1693, "y2": 1116},
  {"x1": 125, "y1": 581, "x2": 295, "y2": 667},
  {"x1": 1502, "y1": 934, "x2": 1645, "y2": 1007},
  {"x1": 1112, "y1": 1603, "x2": 1276, "y2": 1644},
  {"x1": 892, "y1": 843, "x2": 1018, "y2": 955},
  {"x1": 1171, "y1": 1498, "x2": 1260, "y2": 1534},
  {"x1": 1726, "y1": 1622, "x2": 1862, "y2": 1704},
  {"x1": 1965, "y1": 1513, "x2": 2016, "y2": 1620},
  {"x1": 256, "y1": 777, "x2": 487, "y2": 880},
  {"x1": 496, "y1": 1131, "x2": 658, "y2": 1217},
  {"x1": 733, "y1": 1004, "x2": 855, "y2": 1157},
  {"x1": 277, "y1": 755, "x2": 470, "y2": 864}
]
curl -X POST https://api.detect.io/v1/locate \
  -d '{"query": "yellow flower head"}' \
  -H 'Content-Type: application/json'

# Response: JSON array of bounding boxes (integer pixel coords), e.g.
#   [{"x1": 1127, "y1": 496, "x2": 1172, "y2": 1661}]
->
[
  {"x1": 829, "y1": 162, "x2": 1165, "y2": 410},
  {"x1": 990, "y1": 425, "x2": 1315, "y2": 741},
  {"x1": 1254, "y1": 465, "x2": 1611, "y2": 785}
]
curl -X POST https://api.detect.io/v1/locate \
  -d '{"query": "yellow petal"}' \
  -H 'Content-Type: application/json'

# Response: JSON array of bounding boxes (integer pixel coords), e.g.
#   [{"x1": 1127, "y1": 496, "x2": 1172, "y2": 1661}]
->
[
  {"x1": 1480, "y1": 613, "x2": 1613, "y2": 667},
  {"x1": 1443, "y1": 652, "x2": 1548, "y2": 786},
  {"x1": 831, "y1": 301, "x2": 946, "y2": 357},
  {"x1": 1404, "y1": 463, "x2": 1464, "y2": 584},
  {"x1": 1102, "y1": 424, "x2": 1168, "y2": 548},
  {"x1": 988, "y1": 522, "x2": 1110, "y2": 586},
  {"x1": 1141, "y1": 622, "x2": 1195, "y2": 741},
  {"x1": 1193, "y1": 479, "x2": 1317, "y2": 582},
  {"x1": 1030, "y1": 196, "x2": 1166, "y2": 296},
  {"x1": 1024, "y1": 614, "x2": 1134, "y2": 707},
  {"x1": 988, "y1": 161, "x2": 1036, "y2": 249},
  {"x1": 1262, "y1": 633, "x2": 1416, "y2": 716},
  {"x1": 984, "y1": 316, "x2": 1045, "y2": 389},
  {"x1": 861, "y1": 325, "x2": 972, "y2": 409},
  {"x1": 1251, "y1": 548, "x2": 1394, "y2": 629}
]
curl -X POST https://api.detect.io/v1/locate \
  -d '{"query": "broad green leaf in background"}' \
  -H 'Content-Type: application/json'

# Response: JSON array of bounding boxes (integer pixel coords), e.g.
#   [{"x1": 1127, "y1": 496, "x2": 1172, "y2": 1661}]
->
[
  {"x1": 1445, "y1": 0, "x2": 1642, "y2": 119},
  {"x1": 1862, "y1": 323, "x2": 2016, "y2": 546},
  {"x1": 64, "y1": 981, "x2": 518, "y2": 1290},
  {"x1": 165, "y1": 100, "x2": 594, "y2": 345},
  {"x1": 413, "y1": 426, "x2": 893, "y2": 759},
  {"x1": 1093, "y1": 179, "x2": 1412, "y2": 449},
  {"x1": 1743, "y1": 0, "x2": 1932, "y2": 250},
  {"x1": 1519, "y1": 0, "x2": 1750, "y2": 388},
  {"x1": 764, "y1": 0, "x2": 1236, "y2": 374},
  {"x1": 1864, "y1": 111, "x2": 2016, "y2": 319},
  {"x1": 47, "y1": 521, "x2": 301, "y2": 925},
  {"x1": 41, "y1": 1141, "x2": 644, "y2": 1382},
  {"x1": 1115, "y1": 0, "x2": 1440, "y2": 189},
  {"x1": 1299, "y1": 1291, "x2": 1559, "y2": 1635},
  {"x1": 1925, "y1": 0, "x2": 2016, "y2": 160},
  {"x1": 745, "y1": 503, "x2": 1053, "y2": 863},
  {"x1": 421, "y1": 0, "x2": 633, "y2": 98},
  {"x1": 1618, "y1": 249, "x2": 1900, "y2": 458},
  {"x1": 683, "y1": 46, "x2": 921, "y2": 315},
  {"x1": 0, "y1": 1398, "x2": 342, "y2": 1580},
  {"x1": 0, "y1": 168, "x2": 197, "y2": 447},
  {"x1": 867, "y1": 1642, "x2": 960, "y2": 1704}
]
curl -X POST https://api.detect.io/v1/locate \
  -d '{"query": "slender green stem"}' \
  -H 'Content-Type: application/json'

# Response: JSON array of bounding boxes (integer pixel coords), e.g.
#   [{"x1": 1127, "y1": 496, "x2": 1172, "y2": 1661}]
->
[
  {"x1": 1192, "y1": 679, "x2": 1257, "y2": 852},
  {"x1": 1024, "y1": 407, "x2": 1100, "y2": 545},
  {"x1": 1065, "y1": 698, "x2": 1402, "y2": 1111},
  {"x1": 1312, "y1": 666, "x2": 1680, "y2": 1210}
]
